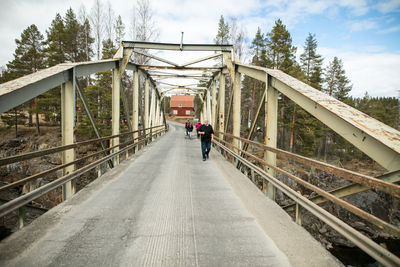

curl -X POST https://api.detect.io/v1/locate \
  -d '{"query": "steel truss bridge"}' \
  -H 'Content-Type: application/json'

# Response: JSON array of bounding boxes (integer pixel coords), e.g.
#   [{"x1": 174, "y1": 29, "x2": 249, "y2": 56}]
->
[{"x1": 0, "y1": 41, "x2": 399, "y2": 266}]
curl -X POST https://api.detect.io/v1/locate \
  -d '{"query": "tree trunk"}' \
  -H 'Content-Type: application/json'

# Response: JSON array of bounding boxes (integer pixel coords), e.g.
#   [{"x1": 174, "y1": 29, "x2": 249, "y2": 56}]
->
[
  {"x1": 35, "y1": 111, "x2": 40, "y2": 135},
  {"x1": 14, "y1": 108, "x2": 18, "y2": 138},
  {"x1": 29, "y1": 100, "x2": 33, "y2": 127},
  {"x1": 280, "y1": 96, "x2": 285, "y2": 149},
  {"x1": 290, "y1": 104, "x2": 296, "y2": 152}
]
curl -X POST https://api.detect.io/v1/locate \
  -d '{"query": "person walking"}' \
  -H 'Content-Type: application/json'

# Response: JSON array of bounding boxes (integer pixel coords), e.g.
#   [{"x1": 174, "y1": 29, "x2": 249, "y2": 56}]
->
[
  {"x1": 187, "y1": 122, "x2": 194, "y2": 139},
  {"x1": 195, "y1": 121, "x2": 202, "y2": 139},
  {"x1": 185, "y1": 120, "x2": 190, "y2": 136},
  {"x1": 198, "y1": 119, "x2": 214, "y2": 161}
]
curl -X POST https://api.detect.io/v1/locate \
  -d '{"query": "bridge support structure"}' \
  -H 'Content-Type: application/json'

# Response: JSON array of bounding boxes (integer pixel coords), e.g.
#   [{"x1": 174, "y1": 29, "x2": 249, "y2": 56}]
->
[
  {"x1": 61, "y1": 80, "x2": 75, "y2": 200},
  {"x1": 218, "y1": 73, "x2": 225, "y2": 139},
  {"x1": 112, "y1": 66, "x2": 121, "y2": 166},
  {"x1": 232, "y1": 69, "x2": 241, "y2": 153},
  {"x1": 264, "y1": 74, "x2": 278, "y2": 200},
  {"x1": 133, "y1": 69, "x2": 139, "y2": 146}
]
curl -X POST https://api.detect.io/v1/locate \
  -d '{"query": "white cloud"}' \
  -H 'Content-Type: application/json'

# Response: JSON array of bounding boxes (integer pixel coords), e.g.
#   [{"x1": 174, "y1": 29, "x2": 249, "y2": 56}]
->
[
  {"x1": 349, "y1": 19, "x2": 379, "y2": 32},
  {"x1": 376, "y1": 0, "x2": 400, "y2": 13},
  {"x1": 379, "y1": 24, "x2": 400, "y2": 33},
  {"x1": 320, "y1": 47, "x2": 400, "y2": 97}
]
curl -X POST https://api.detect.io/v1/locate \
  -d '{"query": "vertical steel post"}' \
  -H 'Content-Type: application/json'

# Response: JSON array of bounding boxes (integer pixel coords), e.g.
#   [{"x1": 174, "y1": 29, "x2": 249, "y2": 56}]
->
[
  {"x1": 264, "y1": 74, "x2": 278, "y2": 200},
  {"x1": 296, "y1": 203, "x2": 302, "y2": 226},
  {"x1": 133, "y1": 70, "x2": 139, "y2": 142},
  {"x1": 203, "y1": 100, "x2": 207, "y2": 122},
  {"x1": 155, "y1": 98, "x2": 160, "y2": 127},
  {"x1": 112, "y1": 67, "x2": 121, "y2": 166},
  {"x1": 218, "y1": 73, "x2": 225, "y2": 139},
  {"x1": 150, "y1": 87, "x2": 156, "y2": 127},
  {"x1": 232, "y1": 69, "x2": 241, "y2": 152},
  {"x1": 144, "y1": 78, "x2": 149, "y2": 136},
  {"x1": 211, "y1": 80, "x2": 216, "y2": 127},
  {"x1": 61, "y1": 80, "x2": 75, "y2": 200},
  {"x1": 206, "y1": 89, "x2": 211, "y2": 121},
  {"x1": 18, "y1": 206, "x2": 26, "y2": 229}
]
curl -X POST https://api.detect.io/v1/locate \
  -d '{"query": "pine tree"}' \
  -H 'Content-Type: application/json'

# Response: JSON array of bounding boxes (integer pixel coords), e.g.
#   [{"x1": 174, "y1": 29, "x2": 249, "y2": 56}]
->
[
  {"x1": 78, "y1": 39, "x2": 117, "y2": 137},
  {"x1": 324, "y1": 57, "x2": 352, "y2": 101},
  {"x1": 45, "y1": 13, "x2": 67, "y2": 66},
  {"x1": 5, "y1": 24, "x2": 45, "y2": 135},
  {"x1": 214, "y1": 15, "x2": 230, "y2": 45},
  {"x1": 265, "y1": 19, "x2": 297, "y2": 73},
  {"x1": 265, "y1": 19, "x2": 298, "y2": 150},
  {"x1": 322, "y1": 57, "x2": 352, "y2": 160},
  {"x1": 300, "y1": 33, "x2": 323, "y2": 89},
  {"x1": 64, "y1": 8, "x2": 86, "y2": 62},
  {"x1": 293, "y1": 33, "x2": 324, "y2": 155}
]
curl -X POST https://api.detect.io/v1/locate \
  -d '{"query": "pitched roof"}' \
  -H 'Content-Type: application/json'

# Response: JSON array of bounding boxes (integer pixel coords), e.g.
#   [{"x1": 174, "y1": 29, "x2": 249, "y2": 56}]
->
[{"x1": 170, "y1": 95, "x2": 194, "y2": 108}]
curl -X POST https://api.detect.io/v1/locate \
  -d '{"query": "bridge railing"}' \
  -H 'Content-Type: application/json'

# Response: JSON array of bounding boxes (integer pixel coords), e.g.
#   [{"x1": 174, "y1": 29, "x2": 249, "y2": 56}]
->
[
  {"x1": 212, "y1": 133, "x2": 400, "y2": 266},
  {"x1": 0, "y1": 124, "x2": 167, "y2": 226}
]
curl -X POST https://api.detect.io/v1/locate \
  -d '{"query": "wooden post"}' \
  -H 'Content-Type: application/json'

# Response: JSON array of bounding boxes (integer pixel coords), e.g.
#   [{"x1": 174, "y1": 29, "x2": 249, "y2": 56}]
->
[
  {"x1": 61, "y1": 80, "x2": 75, "y2": 200},
  {"x1": 218, "y1": 73, "x2": 225, "y2": 139},
  {"x1": 232, "y1": 69, "x2": 241, "y2": 153},
  {"x1": 264, "y1": 74, "x2": 278, "y2": 200}
]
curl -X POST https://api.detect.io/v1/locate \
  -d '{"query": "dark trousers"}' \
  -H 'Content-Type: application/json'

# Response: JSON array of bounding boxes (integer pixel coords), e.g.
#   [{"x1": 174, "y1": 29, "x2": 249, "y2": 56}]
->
[{"x1": 201, "y1": 140, "x2": 211, "y2": 159}]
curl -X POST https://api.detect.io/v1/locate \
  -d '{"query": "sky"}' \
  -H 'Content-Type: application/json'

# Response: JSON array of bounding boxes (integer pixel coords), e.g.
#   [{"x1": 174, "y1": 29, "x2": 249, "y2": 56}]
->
[{"x1": 0, "y1": 0, "x2": 400, "y2": 97}]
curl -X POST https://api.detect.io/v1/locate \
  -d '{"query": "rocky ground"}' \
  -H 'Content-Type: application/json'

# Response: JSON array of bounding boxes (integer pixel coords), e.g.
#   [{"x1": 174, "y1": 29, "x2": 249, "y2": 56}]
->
[{"x1": 0, "y1": 125, "x2": 102, "y2": 237}]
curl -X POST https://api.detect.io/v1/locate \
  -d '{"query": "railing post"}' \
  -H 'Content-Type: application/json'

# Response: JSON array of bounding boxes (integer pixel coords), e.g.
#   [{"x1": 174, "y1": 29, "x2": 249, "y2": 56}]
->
[
  {"x1": 144, "y1": 78, "x2": 149, "y2": 140},
  {"x1": 211, "y1": 80, "x2": 216, "y2": 127},
  {"x1": 18, "y1": 206, "x2": 26, "y2": 229},
  {"x1": 61, "y1": 80, "x2": 75, "y2": 200},
  {"x1": 133, "y1": 69, "x2": 139, "y2": 146},
  {"x1": 150, "y1": 87, "x2": 156, "y2": 141},
  {"x1": 112, "y1": 66, "x2": 121, "y2": 166},
  {"x1": 218, "y1": 73, "x2": 225, "y2": 139},
  {"x1": 155, "y1": 97, "x2": 160, "y2": 128},
  {"x1": 264, "y1": 74, "x2": 278, "y2": 200},
  {"x1": 206, "y1": 88, "x2": 212, "y2": 121},
  {"x1": 203, "y1": 98, "x2": 207, "y2": 122},
  {"x1": 295, "y1": 202, "x2": 302, "y2": 226},
  {"x1": 232, "y1": 68, "x2": 241, "y2": 153}
]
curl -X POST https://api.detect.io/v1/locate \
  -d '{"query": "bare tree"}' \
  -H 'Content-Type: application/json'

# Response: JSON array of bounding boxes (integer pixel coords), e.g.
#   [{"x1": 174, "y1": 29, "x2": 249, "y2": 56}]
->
[
  {"x1": 229, "y1": 17, "x2": 247, "y2": 62},
  {"x1": 90, "y1": 0, "x2": 104, "y2": 60},
  {"x1": 115, "y1": 15, "x2": 126, "y2": 45},
  {"x1": 104, "y1": 1, "x2": 115, "y2": 42},
  {"x1": 129, "y1": 0, "x2": 160, "y2": 64}
]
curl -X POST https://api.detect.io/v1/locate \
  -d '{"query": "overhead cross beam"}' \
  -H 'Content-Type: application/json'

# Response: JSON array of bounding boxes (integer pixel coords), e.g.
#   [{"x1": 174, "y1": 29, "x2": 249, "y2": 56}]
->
[{"x1": 122, "y1": 41, "x2": 233, "y2": 52}]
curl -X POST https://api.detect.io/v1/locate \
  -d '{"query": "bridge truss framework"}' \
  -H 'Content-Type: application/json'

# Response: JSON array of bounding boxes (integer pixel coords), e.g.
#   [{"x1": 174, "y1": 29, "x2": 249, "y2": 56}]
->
[{"x1": 0, "y1": 41, "x2": 400, "y2": 266}]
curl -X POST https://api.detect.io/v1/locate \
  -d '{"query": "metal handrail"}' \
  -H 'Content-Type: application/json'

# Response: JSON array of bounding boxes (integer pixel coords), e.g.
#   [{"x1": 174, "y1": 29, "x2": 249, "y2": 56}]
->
[
  {"x1": 214, "y1": 137, "x2": 400, "y2": 237},
  {"x1": 0, "y1": 127, "x2": 167, "y2": 218},
  {"x1": 0, "y1": 129, "x2": 164, "y2": 192},
  {"x1": 0, "y1": 125, "x2": 165, "y2": 167},
  {"x1": 217, "y1": 131, "x2": 400, "y2": 198},
  {"x1": 212, "y1": 138, "x2": 400, "y2": 266}
]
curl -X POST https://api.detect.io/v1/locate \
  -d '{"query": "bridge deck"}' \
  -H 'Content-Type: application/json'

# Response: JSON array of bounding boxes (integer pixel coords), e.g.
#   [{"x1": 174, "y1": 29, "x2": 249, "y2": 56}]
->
[{"x1": 0, "y1": 123, "x2": 341, "y2": 266}]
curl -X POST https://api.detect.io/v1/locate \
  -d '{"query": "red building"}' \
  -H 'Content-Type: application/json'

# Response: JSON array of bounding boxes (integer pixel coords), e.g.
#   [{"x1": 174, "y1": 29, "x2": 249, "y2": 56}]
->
[{"x1": 170, "y1": 95, "x2": 194, "y2": 117}]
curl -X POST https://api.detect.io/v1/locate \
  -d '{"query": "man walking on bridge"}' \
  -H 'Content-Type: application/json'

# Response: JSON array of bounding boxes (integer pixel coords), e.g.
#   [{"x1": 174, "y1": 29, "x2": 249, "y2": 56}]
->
[{"x1": 198, "y1": 119, "x2": 214, "y2": 161}]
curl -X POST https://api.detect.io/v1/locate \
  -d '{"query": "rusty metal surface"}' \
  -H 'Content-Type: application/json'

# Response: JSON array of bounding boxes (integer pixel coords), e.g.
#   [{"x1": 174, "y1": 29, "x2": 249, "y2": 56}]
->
[
  {"x1": 0, "y1": 128, "x2": 165, "y2": 192},
  {"x1": 0, "y1": 125, "x2": 164, "y2": 167},
  {"x1": 0, "y1": 128, "x2": 168, "y2": 218},
  {"x1": 212, "y1": 138, "x2": 400, "y2": 266},
  {"x1": 235, "y1": 63, "x2": 400, "y2": 158},
  {"x1": 214, "y1": 136, "x2": 400, "y2": 237},
  {"x1": 0, "y1": 59, "x2": 117, "y2": 97},
  {"x1": 219, "y1": 132, "x2": 400, "y2": 198}
]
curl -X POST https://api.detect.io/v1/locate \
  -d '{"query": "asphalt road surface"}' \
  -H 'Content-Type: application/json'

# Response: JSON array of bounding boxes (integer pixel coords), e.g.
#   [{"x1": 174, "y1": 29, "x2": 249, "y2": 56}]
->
[{"x1": 0, "y1": 122, "x2": 341, "y2": 266}]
